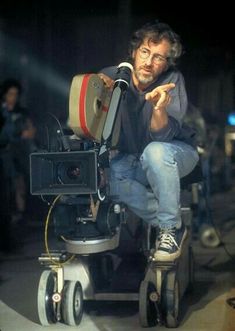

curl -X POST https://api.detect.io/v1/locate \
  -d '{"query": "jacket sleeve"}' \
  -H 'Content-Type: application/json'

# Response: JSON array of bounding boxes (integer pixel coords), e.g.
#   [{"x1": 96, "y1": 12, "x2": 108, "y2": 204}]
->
[
  {"x1": 149, "y1": 71, "x2": 188, "y2": 142},
  {"x1": 98, "y1": 66, "x2": 116, "y2": 79}
]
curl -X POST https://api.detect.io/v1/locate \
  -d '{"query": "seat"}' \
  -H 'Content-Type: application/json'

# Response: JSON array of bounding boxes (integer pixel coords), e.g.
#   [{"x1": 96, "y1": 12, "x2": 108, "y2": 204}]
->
[{"x1": 180, "y1": 162, "x2": 203, "y2": 190}]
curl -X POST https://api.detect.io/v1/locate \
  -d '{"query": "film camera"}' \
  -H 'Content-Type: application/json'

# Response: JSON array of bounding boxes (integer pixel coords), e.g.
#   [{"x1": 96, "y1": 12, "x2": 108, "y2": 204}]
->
[
  {"x1": 30, "y1": 150, "x2": 98, "y2": 195},
  {"x1": 30, "y1": 63, "x2": 133, "y2": 238}
]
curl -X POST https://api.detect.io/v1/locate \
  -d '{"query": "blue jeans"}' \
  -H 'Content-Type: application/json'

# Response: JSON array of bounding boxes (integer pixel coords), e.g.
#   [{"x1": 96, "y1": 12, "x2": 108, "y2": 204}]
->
[{"x1": 109, "y1": 141, "x2": 199, "y2": 229}]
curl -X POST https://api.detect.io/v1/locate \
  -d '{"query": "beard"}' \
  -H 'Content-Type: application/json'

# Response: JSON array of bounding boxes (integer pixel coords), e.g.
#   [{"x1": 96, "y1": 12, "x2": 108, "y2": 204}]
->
[{"x1": 134, "y1": 67, "x2": 155, "y2": 85}]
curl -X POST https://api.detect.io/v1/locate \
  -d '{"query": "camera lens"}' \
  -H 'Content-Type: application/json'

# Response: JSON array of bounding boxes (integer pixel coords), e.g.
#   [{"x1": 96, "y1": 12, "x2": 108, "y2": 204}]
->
[
  {"x1": 67, "y1": 165, "x2": 81, "y2": 180},
  {"x1": 56, "y1": 161, "x2": 87, "y2": 185}
]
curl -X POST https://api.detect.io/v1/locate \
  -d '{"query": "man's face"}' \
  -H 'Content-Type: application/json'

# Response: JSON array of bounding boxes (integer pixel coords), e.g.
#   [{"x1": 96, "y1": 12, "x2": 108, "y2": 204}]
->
[
  {"x1": 5, "y1": 87, "x2": 19, "y2": 109},
  {"x1": 132, "y1": 38, "x2": 171, "y2": 90}
]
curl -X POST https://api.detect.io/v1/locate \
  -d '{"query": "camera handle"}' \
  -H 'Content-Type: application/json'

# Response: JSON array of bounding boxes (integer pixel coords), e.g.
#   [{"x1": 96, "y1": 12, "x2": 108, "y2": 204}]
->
[
  {"x1": 98, "y1": 85, "x2": 123, "y2": 166},
  {"x1": 98, "y1": 62, "x2": 133, "y2": 167}
]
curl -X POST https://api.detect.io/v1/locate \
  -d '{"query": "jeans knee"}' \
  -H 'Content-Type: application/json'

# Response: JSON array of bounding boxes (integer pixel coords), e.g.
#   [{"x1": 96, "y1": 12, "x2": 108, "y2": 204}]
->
[{"x1": 141, "y1": 142, "x2": 174, "y2": 169}]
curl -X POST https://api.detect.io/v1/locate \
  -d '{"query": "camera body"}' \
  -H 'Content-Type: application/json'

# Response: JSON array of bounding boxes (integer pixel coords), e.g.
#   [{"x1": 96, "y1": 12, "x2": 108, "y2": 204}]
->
[
  {"x1": 30, "y1": 134, "x2": 119, "y2": 239},
  {"x1": 30, "y1": 73, "x2": 110, "y2": 197},
  {"x1": 30, "y1": 150, "x2": 98, "y2": 195},
  {"x1": 29, "y1": 74, "x2": 116, "y2": 240},
  {"x1": 30, "y1": 66, "x2": 133, "y2": 240}
]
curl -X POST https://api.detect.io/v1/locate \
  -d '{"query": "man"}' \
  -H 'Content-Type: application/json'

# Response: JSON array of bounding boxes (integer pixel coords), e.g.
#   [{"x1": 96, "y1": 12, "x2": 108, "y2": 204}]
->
[
  {"x1": 98, "y1": 21, "x2": 199, "y2": 261},
  {"x1": 0, "y1": 79, "x2": 37, "y2": 224}
]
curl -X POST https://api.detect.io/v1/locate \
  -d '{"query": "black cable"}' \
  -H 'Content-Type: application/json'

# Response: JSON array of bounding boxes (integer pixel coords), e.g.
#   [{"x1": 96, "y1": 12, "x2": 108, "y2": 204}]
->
[
  {"x1": 47, "y1": 112, "x2": 64, "y2": 135},
  {"x1": 47, "y1": 112, "x2": 70, "y2": 151}
]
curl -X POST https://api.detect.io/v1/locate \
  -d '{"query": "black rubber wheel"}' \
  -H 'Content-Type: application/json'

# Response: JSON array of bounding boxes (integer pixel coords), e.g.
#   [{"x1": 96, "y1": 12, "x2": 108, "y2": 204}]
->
[
  {"x1": 163, "y1": 271, "x2": 180, "y2": 328},
  {"x1": 139, "y1": 280, "x2": 157, "y2": 327},
  {"x1": 37, "y1": 270, "x2": 57, "y2": 325},
  {"x1": 61, "y1": 281, "x2": 83, "y2": 326}
]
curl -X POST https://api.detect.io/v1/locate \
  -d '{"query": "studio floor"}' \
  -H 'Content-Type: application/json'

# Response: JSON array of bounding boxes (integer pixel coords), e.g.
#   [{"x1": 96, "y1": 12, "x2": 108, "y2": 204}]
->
[{"x1": 0, "y1": 184, "x2": 235, "y2": 331}]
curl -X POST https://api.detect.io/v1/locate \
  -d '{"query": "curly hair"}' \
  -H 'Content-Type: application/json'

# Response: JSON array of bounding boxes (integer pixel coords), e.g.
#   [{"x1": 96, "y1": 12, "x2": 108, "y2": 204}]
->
[
  {"x1": 128, "y1": 21, "x2": 183, "y2": 67},
  {"x1": 0, "y1": 79, "x2": 22, "y2": 100}
]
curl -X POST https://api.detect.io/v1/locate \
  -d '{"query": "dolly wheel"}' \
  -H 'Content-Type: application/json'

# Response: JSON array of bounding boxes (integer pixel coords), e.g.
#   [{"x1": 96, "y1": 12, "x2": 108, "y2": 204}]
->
[
  {"x1": 61, "y1": 281, "x2": 83, "y2": 326},
  {"x1": 139, "y1": 280, "x2": 158, "y2": 327},
  {"x1": 37, "y1": 270, "x2": 57, "y2": 325},
  {"x1": 163, "y1": 271, "x2": 180, "y2": 328},
  {"x1": 199, "y1": 224, "x2": 220, "y2": 248}
]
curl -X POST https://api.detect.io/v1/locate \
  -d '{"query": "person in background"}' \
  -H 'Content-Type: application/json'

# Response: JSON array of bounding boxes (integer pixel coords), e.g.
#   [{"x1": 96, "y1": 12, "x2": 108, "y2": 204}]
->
[
  {"x1": 0, "y1": 79, "x2": 37, "y2": 224},
  {"x1": 0, "y1": 109, "x2": 12, "y2": 252},
  {"x1": 98, "y1": 21, "x2": 199, "y2": 261}
]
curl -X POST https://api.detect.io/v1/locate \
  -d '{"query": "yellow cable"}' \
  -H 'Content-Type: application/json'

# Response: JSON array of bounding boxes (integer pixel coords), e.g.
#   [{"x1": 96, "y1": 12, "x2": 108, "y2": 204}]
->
[{"x1": 44, "y1": 195, "x2": 75, "y2": 266}]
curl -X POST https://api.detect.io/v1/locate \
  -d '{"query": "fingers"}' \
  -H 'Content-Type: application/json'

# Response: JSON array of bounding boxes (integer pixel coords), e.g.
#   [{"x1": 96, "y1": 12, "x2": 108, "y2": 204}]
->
[
  {"x1": 98, "y1": 73, "x2": 114, "y2": 89},
  {"x1": 155, "y1": 91, "x2": 171, "y2": 108},
  {"x1": 159, "y1": 83, "x2": 175, "y2": 92},
  {"x1": 145, "y1": 83, "x2": 175, "y2": 101},
  {"x1": 145, "y1": 83, "x2": 175, "y2": 109}
]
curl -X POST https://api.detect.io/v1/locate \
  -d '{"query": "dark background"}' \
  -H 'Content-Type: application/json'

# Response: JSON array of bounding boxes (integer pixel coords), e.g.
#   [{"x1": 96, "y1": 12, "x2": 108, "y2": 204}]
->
[{"x1": 0, "y1": 0, "x2": 234, "y2": 126}]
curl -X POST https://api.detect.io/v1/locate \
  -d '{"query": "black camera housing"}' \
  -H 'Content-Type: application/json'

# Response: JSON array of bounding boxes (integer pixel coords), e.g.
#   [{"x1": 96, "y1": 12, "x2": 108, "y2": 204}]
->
[{"x1": 30, "y1": 150, "x2": 97, "y2": 195}]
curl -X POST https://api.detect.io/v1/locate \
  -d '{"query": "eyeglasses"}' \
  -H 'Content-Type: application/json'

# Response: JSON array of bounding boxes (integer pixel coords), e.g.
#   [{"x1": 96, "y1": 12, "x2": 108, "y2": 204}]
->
[{"x1": 138, "y1": 47, "x2": 168, "y2": 64}]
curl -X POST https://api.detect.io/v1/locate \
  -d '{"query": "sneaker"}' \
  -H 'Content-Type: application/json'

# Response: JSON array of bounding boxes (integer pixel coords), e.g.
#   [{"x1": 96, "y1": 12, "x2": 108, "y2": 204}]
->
[{"x1": 154, "y1": 224, "x2": 187, "y2": 262}]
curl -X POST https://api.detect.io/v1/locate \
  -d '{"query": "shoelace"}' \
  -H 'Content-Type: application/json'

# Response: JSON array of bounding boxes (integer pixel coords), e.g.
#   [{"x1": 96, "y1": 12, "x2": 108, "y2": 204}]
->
[{"x1": 159, "y1": 229, "x2": 179, "y2": 250}]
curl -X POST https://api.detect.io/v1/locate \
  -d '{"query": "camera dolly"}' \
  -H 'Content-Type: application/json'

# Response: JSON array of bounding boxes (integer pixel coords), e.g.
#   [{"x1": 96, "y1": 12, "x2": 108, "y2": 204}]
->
[{"x1": 36, "y1": 202, "x2": 194, "y2": 328}]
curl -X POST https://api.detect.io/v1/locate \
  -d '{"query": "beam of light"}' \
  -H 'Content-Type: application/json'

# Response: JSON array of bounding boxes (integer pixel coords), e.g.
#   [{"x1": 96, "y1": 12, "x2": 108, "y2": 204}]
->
[{"x1": 0, "y1": 31, "x2": 70, "y2": 98}]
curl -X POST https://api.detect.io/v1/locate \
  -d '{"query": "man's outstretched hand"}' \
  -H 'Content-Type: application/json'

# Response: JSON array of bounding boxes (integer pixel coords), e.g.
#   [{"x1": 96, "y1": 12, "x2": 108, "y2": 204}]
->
[{"x1": 145, "y1": 83, "x2": 175, "y2": 111}]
